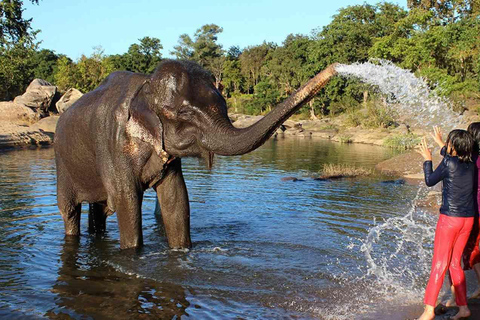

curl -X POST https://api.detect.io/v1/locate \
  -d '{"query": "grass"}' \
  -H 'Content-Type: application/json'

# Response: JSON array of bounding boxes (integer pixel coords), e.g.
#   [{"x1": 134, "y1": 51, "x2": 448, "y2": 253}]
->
[
  {"x1": 318, "y1": 163, "x2": 373, "y2": 179},
  {"x1": 383, "y1": 133, "x2": 421, "y2": 150},
  {"x1": 339, "y1": 135, "x2": 353, "y2": 144}
]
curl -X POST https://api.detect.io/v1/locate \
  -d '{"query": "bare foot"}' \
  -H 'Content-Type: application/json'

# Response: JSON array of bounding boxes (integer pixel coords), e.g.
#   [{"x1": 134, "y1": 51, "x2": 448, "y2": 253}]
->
[
  {"x1": 417, "y1": 306, "x2": 435, "y2": 320},
  {"x1": 450, "y1": 306, "x2": 471, "y2": 320},
  {"x1": 470, "y1": 286, "x2": 480, "y2": 299}
]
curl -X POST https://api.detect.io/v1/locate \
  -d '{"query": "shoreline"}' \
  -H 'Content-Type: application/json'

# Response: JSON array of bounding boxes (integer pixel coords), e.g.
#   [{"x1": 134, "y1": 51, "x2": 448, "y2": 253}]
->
[{"x1": 0, "y1": 111, "x2": 475, "y2": 183}]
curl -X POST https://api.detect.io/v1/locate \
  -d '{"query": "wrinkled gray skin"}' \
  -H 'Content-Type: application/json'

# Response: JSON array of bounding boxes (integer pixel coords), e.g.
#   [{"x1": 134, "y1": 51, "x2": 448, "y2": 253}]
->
[{"x1": 54, "y1": 60, "x2": 337, "y2": 249}]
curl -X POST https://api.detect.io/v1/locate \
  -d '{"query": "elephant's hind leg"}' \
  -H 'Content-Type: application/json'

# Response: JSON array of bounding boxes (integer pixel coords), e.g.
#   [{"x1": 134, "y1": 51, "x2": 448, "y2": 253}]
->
[
  {"x1": 88, "y1": 202, "x2": 108, "y2": 234},
  {"x1": 56, "y1": 166, "x2": 81, "y2": 236},
  {"x1": 58, "y1": 199, "x2": 81, "y2": 236}
]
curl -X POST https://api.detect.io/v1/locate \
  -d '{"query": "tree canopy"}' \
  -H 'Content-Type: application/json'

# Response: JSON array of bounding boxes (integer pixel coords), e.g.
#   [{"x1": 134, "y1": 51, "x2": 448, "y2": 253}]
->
[{"x1": 2, "y1": 1, "x2": 479, "y2": 118}]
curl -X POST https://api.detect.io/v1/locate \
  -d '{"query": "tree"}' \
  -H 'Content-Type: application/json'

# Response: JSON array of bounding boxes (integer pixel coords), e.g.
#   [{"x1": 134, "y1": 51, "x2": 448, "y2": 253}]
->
[
  {"x1": 0, "y1": 0, "x2": 39, "y2": 44},
  {"x1": 407, "y1": 0, "x2": 480, "y2": 22},
  {"x1": 171, "y1": 24, "x2": 225, "y2": 88},
  {"x1": 54, "y1": 56, "x2": 78, "y2": 92},
  {"x1": 124, "y1": 37, "x2": 162, "y2": 74},
  {"x1": 32, "y1": 49, "x2": 59, "y2": 83},
  {"x1": 239, "y1": 42, "x2": 276, "y2": 93},
  {"x1": 0, "y1": 0, "x2": 40, "y2": 100},
  {"x1": 306, "y1": 3, "x2": 408, "y2": 114},
  {"x1": 0, "y1": 38, "x2": 36, "y2": 100},
  {"x1": 54, "y1": 47, "x2": 115, "y2": 93}
]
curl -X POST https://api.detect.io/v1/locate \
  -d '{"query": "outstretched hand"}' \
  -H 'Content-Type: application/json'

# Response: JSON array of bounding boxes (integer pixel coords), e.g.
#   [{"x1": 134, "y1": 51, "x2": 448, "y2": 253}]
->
[
  {"x1": 416, "y1": 137, "x2": 433, "y2": 161},
  {"x1": 430, "y1": 126, "x2": 445, "y2": 149}
]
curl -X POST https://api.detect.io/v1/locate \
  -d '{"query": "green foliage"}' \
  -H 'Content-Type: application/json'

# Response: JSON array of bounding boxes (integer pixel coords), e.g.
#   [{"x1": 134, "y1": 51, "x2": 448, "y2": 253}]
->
[
  {"x1": 171, "y1": 24, "x2": 225, "y2": 87},
  {"x1": 0, "y1": 37, "x2": 36, "y2": 100},
  {"x1": 343, "y1": 100, "x2": 396, "y2": 128},
  {"x1": 54, "y1": 47, "x2": 115, "y2": 93},
  {"x1": 249, "y1": 80, "x2": 280, "y2": 113},
  {"x1": 307, "y1": 3, "x2": 408, "y2": 112},
  {"x1": 3, "y1": 1, "x2": 480, "y2": 123},
  {"x1": 0, "y1": 0, "x2": 39, "y2": 44},
  {"x1": 383, "y1": 133, "x2": 421, "y2": 150},
  {"x1": 108, "y1": 37, "x2": 163, "y2": 74},
  {"x1": 32, "y1": 49, "x2": 59, "y2": 83},
  {"x1": 339, "y1": 135, "x2": 353, "y2": 144},
  {"x1": 0, "y1": 0, "x2": 40, "y2": 100},
  {"x1": 239, "y1": 42, "x2": 276, "y2": 93}
]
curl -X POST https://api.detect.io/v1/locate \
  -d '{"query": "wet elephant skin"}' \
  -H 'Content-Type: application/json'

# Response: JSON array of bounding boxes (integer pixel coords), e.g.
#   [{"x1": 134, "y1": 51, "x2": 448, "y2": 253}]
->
[{"x1": 54, "y1": 59, "x2": 337, "y2": 249}]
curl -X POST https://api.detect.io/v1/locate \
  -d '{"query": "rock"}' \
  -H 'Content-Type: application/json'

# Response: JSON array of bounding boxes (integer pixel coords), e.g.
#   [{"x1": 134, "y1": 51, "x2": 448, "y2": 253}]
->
[
  {"x1": 376, "y1": 150, "x2": 443, "y2": 178},
  {"x1": 0, "y1": 101, "x2": 38, "y2": 125},
  {"x1": 232, "y1": 115, "x2": 264, "y2": 128},
  {"x1": 282, "y1": 120, "x2": 297, "y2": 129},
  {"x1": 30, "y1": 115, "x2": 59, "y2": 134},
  {"x1": 14, "y1": 79, "x2": 57, "y2": 113},
  {"x1": 0, "y1": 121, "x2": 53, "y2": 148},
  {"x1": 56, "y1": 88, "x2": 83, "y2": 114},
  {"x1": 281, "y1": 176, "x2": 304, "y2": 182}
]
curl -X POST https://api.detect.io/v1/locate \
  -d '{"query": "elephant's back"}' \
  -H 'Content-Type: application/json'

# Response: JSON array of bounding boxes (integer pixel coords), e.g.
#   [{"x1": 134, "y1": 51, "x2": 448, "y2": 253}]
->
[{"x1": 55, "y1": 71, "x2": 148, "y2": 143}]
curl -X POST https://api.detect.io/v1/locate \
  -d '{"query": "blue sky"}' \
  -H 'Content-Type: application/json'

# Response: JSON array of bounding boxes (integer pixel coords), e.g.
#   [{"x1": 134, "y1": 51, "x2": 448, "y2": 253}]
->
[{"x1": 25, "y1": 0, "x2": 408, "y2": 60}]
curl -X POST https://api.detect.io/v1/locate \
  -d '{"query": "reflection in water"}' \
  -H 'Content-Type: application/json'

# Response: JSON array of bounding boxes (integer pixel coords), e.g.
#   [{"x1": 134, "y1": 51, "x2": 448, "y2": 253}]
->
[
  {"x1": 47, "y1": 237, "x2": 189, "y2": 319},
  {"x1": 0, "y1": 139, "x2": 429, "y2": 319}
]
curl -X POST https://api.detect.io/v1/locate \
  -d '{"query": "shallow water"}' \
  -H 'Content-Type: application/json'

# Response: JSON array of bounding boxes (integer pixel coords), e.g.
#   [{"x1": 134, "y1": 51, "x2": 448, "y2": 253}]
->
[{"x1": 0, "y1": 138, "x2": 436, "y2": 319}]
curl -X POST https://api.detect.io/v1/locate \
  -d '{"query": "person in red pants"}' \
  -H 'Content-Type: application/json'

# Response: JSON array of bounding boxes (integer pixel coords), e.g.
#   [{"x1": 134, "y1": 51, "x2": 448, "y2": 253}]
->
[
  {"x1": 416, "y1": 129, "x2": 475, "y2": 320},
  {"x1": 463, "y1": 122, "x2": 480, "y2": 298},
  {"x1": 440, "y1": 123, "x2": 480, "y2": 306}
]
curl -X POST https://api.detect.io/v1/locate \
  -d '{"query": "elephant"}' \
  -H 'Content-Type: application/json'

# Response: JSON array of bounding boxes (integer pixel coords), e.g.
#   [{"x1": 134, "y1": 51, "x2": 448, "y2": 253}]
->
[{"x1": 54, "y1": 59, "x2": 338, "y2": 249}]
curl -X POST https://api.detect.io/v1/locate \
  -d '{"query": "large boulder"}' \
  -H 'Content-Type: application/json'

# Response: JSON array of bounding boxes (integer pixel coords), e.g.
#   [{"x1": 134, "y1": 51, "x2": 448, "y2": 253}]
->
[
  {"x1": 14, "y1": 79, "x2": 57, "y2": 113},
  {"x1": 56, "y1": 88, "x2": 83, "y2": 114},
  {"x1": 0, "y1": 101, "x2": 38, "y2": 125},
  {"x1": 30, "y1": 115, "x2": 59, "y2": 134}
]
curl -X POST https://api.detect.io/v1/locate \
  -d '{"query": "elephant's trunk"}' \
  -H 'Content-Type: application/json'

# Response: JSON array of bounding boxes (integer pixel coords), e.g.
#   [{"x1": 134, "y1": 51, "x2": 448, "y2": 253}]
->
[{"x1": 203, "y1": 63, "x2": 338, "y2": 156}]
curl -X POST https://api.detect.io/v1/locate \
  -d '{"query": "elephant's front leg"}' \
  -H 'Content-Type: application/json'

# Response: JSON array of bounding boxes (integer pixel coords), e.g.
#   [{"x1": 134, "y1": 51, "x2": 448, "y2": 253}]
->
[
  {"x1": 155, "y1": 158, "x2": 192, "y2": 249},
  {"x1": 115, "y1": 190, "x2": 144, "y2": 249}
]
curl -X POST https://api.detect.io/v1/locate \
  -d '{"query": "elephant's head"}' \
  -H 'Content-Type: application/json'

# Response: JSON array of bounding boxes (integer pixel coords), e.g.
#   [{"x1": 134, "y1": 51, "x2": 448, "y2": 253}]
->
[{"x1": 130, "y1": 60, "x2": 338, "y2": 165}]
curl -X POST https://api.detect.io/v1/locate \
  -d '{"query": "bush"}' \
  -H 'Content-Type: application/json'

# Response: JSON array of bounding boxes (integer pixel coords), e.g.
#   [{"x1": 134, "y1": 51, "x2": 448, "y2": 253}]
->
[
  {"x1": 342, "y1": 100, "x2": 396, "y2": 129},
  {"x1": 339, "y1": 135, "x2": 353, "y2": 143},
  {"x1": 383, "y1": 133, "x2": 421, "y2": 150},
  {"x1": 362, "y1": 101, "x2": 396, "y2": 129}
]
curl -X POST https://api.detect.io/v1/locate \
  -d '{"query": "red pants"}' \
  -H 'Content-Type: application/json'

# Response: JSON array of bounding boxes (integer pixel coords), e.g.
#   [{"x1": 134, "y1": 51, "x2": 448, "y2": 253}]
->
[
  {"x1": 424, "y1": 214, "x2": 473, "y2": 307},
  {"x1": 463, "y1": 216, "x2": 480, "y2": 269}
]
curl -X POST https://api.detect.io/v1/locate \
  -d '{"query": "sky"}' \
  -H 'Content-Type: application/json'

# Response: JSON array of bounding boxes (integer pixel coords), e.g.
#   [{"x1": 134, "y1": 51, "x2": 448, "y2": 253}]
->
[{"x1": 25, "y1": 0, "x2": 408, "y2": 60}]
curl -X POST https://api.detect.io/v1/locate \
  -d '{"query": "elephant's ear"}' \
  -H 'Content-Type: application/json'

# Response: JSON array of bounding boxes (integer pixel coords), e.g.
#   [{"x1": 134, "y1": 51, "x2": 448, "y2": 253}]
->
[{"x1": 126, "y1": 80, "x2": 168, "y2": 161}]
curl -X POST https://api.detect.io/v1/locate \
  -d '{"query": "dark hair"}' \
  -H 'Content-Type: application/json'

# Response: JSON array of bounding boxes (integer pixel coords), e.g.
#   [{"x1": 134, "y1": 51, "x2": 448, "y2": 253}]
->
[
  {"x1": 446, "y1": 129, "x2": 474, "y2": 162},
  {"x1": 467, "y1": 122, "x2": 480, "y2": 155}
]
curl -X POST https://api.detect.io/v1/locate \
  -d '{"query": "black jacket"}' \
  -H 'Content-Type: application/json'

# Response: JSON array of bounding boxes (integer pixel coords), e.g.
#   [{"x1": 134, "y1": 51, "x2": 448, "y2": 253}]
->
[{"x1": 423, "y1": 147, "x2": 475, "y2": 217}]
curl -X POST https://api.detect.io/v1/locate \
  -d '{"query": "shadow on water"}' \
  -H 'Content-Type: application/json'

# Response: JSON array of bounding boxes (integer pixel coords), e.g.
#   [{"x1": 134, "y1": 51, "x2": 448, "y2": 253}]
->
[{"x1": 45, "y1": 237, "x2": 190, "y2": 320}]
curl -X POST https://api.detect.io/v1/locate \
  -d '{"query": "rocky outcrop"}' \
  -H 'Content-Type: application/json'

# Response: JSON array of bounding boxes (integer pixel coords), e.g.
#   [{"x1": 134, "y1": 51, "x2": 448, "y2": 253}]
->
[
  {"x1": 0, "y1": 122, "x2": 52, "y2": 148},
  {"x1": 13, "y1": 79, "x2": 57, "y2": 114},
  {"x1": 375, "y1": 150, "x2": 444, "y2": 180},
  {"x1": 0, "y1": 102, "x2": 38, "y2": 125},
  {"x1": 56, "y1": 88, "x2": 83, "y2": 114}
]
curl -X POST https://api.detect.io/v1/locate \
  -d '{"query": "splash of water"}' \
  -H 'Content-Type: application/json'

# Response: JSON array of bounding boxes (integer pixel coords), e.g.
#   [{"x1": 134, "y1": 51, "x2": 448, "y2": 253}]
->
[
  {"x1": 336, "y1": 60, "x2": 464, "y2": 131},
  {"x1": 359, "y1": 186, "x2": 436, "y2": 297},
  {"x1": 318, "y1": 60, "x2": 464, "y2": 319}
]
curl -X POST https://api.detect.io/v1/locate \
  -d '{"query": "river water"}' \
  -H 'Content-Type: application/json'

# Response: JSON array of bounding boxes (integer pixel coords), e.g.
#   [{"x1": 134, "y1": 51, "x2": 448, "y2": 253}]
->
[{"x1": 0, "y1": 138, "x2": 440, "y2": 319}]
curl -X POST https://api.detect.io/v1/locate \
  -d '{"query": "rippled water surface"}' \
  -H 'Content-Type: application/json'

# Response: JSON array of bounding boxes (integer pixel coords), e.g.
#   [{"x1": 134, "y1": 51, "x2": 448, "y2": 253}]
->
[{"x1": 0, "y1": 139, "x2": 432, "y2": 319}]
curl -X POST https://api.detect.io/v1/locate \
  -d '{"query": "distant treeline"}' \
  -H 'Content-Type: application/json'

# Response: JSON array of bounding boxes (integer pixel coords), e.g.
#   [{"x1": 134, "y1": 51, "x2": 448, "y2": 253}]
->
[{"x1": 1, "y1": 0, "x2": 479, "y2": 117}]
